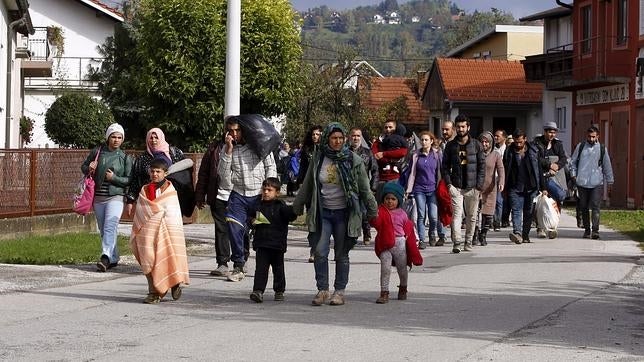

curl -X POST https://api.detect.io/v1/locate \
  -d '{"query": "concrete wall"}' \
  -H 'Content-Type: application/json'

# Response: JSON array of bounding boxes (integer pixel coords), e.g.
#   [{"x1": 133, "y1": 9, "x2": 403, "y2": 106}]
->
[
  {"x1": 0, "y1": 213, "x2": 97, "y2": 240},
  {"x1": 506, "y1": 32, "x2": 544, "y2": 60}
]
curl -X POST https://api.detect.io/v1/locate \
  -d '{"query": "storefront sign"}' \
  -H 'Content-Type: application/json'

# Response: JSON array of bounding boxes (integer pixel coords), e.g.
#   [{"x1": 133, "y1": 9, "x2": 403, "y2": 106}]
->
[{"x1": 576, "y1": 84, "x2": 629, "y2": 106}]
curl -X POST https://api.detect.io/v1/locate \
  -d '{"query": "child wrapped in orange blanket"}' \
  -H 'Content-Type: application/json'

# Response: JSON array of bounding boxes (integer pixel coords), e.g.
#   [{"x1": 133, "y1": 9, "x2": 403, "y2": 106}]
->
[{"x1": 130, "y1": 158, "x2": 190, "y2": 304}]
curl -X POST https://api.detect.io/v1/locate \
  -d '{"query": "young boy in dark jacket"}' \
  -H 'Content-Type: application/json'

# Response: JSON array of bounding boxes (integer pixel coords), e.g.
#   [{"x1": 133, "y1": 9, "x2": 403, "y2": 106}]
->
[{"x1": 249, "y1": 177, "x2": 297, "y2": 303}]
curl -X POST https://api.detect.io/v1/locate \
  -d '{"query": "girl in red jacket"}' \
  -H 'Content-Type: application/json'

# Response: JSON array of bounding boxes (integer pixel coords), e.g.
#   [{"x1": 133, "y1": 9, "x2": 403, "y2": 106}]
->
[{"x1": 370, "y1": 182, "x2": 423, "y2": 304}]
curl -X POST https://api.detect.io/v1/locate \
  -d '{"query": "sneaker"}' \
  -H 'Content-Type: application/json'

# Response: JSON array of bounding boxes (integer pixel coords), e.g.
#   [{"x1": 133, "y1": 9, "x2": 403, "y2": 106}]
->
[
  {"x1": 308, "y1": 255, "x2": 315, "y2": 263},
  {"x1": 312, "y1": 290, "x2": 330, "y2": 306},
  {"x1": 577, "y1": 218, "x2": 584, "y2": 229},
  {"x1": 463, "y1": 243, "x2": 472, "y2": 252},
  {"x1": 418, "y1": 241, "x2": 427, "y2": 250},
  {"x1": 547, "y1": 230, "x2": 558, "y2": 239},
  {"x1": 210, "y1": 264, "x2": 229, "y2": 276},
  {"x1": 274, "y1": 292, "x2": 285, "y2": 301},
  {"x1": 501, "y1": 221, "x2": 510, "y2": 228},
  {"x1": 250, "y1": 290, "x2": 263, "y2": 303},
  {"x1": 537, "y1": 229, "x2": 547, "y2": 238},
  {"x1": 329, "y1": 291, "x2": 345, "y2": 306},
  {"x1": 582, "y1": 231, "x2": 591, "y2": 239},
  {"x1": 509, "y1": 233, "x2": 522, "y2": 244},
  {"x1": 227, "y1": 267, "x2": 245, "y2": 282},
  {"x1": 452, "y1": 246, "x2": 461, "y2": 254},
  {"x1": 522, "y1": 236, "x2": 531, "y2": 243},
  {"x1": 428, "y1": 237, "x2": 437, "y2": 247},
  {"x1": 171, "y1": 284, "x2": 183, "y2": 300},
  {"x1": 363, "y1": 235, "x2": 371, "y2": 245},
  {"x1": 436, "y1": 237, "x2": 446, "y2": 246},
  {"x1": 493, "y1": 221, "x2": 501, "y2": 232},
  {"x1": 143, "y1": 293, "x2": 161, "y2": 304},
  {"x1": 96, "y1": 255, "x2": 109, "y2": 272},
  {"x1": 591, "y1": 231, "x2": 600, "y2": 240}
]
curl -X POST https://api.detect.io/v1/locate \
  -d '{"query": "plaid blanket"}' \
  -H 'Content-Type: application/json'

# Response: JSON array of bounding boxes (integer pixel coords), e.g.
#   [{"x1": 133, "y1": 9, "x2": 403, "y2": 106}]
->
[{"x1": 130, "y1": 181, "x2": 190, "y2": 294}]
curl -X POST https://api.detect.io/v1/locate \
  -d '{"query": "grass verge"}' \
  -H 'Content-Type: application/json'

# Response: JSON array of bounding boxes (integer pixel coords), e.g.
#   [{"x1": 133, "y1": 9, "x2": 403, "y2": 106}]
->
[
  {"x1": 0, "y1": 232, "x2": 130, "y2": 265},
  {"x1": 600, "y1": 210, "x2": 644, "y2": 248}
]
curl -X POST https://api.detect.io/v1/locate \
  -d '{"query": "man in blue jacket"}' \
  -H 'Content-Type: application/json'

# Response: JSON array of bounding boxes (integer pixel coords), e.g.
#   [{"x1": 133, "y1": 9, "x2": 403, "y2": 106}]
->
[{"x1": 569, "y1": 126, "x2": 614, "y2": 239}]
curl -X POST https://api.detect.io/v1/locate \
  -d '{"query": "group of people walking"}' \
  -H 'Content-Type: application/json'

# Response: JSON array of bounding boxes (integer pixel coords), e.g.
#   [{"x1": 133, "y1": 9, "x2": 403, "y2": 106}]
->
[{"x1": 80, "y1": 113, "x2": 614, "y2": 306}]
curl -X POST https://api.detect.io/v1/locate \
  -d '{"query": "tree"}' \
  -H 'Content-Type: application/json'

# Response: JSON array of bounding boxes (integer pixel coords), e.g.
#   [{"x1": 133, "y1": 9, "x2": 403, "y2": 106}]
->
[
  {"x1": 45, "y1": 93, "x2": 115, "y2": 148},
  {"x1": 95, "y1": 0, "x2": 302, "y2": 151},
  {"x1": 445, "y1": 8, "x2": 517, "y2": 51}
]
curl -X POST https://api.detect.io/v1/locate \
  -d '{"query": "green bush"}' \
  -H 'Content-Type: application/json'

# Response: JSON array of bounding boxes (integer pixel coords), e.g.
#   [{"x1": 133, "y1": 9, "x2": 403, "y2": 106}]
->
[{"x1": 45, "y1": 92, "x2": 114, "y2": 148}]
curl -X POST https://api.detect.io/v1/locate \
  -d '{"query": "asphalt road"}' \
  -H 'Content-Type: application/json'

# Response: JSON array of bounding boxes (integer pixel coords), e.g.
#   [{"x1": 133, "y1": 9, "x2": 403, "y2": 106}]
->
[{"x1": 0, "y1": 211, "x2": 642, "y2": 361}]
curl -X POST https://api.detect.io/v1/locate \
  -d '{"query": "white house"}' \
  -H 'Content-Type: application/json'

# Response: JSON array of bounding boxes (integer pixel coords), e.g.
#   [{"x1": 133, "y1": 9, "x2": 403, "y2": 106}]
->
[
  {"x1": 373, "y1": 14, "x2": 385, "y2": 24},
  {"x1": 24, "y1": 0, "x2": 123, "y2": 148},
  {"x1": 1, "y1": 0, "x2": 35, "y2": 148},
  {"x1": 387, "y1": 11, "x2": 400, "y2": 25},
  {"x1": 520, "y1": 6, "x2": 574, "y2": 154}
]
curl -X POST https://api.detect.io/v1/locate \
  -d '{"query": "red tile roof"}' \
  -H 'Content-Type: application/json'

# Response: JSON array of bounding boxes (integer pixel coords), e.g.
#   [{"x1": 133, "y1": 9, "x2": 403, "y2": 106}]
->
[
  {"x1": 436, "y1": 58, "x2": 542, "y2": 103},
  {"x1": 83, "y1": 0, "x2": 124, "y2": 20},
  {"x1": 361, "y1": 77, "x2": 429, "y2": 126}
]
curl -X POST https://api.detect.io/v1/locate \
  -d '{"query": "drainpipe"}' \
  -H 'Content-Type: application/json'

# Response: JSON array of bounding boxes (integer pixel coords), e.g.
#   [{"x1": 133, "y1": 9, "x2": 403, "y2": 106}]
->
[
  {"x1": 556, "y1": 1, "x2": 573, "y2": 9},
  {"x1": 5, "y1": 16, "x2": 27, "y2": 148}
]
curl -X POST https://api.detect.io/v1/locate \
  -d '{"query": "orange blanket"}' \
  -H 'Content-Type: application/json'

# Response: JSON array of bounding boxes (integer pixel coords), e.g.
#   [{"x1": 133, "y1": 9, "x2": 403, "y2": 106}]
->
[{"x1": 130, "y1": 181, "x2": 190, "y2": 294}]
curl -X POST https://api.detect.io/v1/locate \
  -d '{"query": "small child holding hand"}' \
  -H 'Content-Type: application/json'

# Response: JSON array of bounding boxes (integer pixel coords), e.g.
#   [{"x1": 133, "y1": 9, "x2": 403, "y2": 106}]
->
[
  {"x1": 249, "y1": 177, "x2": 297, "y2": 303},
  {"x1": 370, "y1": 182, "x2": 423, "y2": 304}
]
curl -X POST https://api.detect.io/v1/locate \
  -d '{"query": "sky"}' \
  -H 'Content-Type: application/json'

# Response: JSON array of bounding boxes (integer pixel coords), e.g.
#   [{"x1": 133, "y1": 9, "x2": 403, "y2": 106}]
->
[{"x1": 290, "y1": 0, "x2": 558, "y2": 19}]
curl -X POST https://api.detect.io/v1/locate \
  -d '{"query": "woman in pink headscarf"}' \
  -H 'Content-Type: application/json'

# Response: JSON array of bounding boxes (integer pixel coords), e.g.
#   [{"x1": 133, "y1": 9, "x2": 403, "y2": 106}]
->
[{"x1": 126, "y1": 128, "x2": 185, "y2": 216}]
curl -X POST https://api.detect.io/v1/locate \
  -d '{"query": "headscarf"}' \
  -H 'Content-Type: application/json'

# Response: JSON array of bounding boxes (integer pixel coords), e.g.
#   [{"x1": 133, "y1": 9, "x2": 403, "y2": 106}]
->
[
  {"x1": 479, "y1": 131, "x2": 493, "y2": 154},
  {"x1": 105, "y1": 123, "x2": 124, "y2": 140},
  {"x1": 146, "y1": 128, "x2": 172, "y2": 166},
  {"x1": 321, "y1": 122, "x2": 357, "y2": 207}
]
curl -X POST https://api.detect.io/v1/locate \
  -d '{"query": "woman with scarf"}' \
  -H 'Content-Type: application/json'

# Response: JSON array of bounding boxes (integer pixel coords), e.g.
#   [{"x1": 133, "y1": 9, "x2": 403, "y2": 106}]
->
[
  {"x1": 126, "y1": 128, "x2": 185, "y2": 215},
  {"x1": 293, "y1": 123, "x2": 378, "y2": 306},
  {"x1": 81, "y1": 123, "x2": 133, "y2": 272}
]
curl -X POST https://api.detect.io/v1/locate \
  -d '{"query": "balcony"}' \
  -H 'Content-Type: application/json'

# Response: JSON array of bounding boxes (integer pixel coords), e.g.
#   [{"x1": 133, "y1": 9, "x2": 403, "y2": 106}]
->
[
  {"x1": 20, "y1": 27, "x2": 53, "y2": 78},
  {"x1": 24, "y1": 56, "x2": 103, "y2": 90},
  {"x1": 522, "y1": 36, "x2": 632, "y2": 91}
]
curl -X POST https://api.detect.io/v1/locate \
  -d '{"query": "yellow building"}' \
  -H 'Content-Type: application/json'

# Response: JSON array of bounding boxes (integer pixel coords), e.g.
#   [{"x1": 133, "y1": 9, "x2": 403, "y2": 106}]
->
[{"x1": 446, "y1": 25, "x2": 543, "y2": 61}]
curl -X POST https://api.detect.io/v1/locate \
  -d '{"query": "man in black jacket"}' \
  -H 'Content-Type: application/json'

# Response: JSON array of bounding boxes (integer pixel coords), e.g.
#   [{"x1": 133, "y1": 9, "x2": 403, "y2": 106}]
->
[
  {"x1": 504, "y1": 129, "x2": 547, "y2": 244},
  {"x1": 533, "y1": 121, "x2": 568, "y2": 238},
  {"x1": 441, "y1": 114, "x2": 485, "y2": 253}
]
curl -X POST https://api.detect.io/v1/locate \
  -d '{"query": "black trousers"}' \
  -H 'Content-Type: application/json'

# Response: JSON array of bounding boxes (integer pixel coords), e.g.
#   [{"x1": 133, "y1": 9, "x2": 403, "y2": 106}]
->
[
  {"x1": 210, "y1": 198, "x2": 231, "y2": 266},
  {"x1": 253, "y1": 247, "x2": 286, "y2": 293}
]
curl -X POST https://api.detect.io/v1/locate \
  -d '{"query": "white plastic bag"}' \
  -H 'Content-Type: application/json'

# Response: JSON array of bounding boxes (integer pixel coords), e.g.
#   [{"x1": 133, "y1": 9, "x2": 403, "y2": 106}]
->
[{"x1": 534, "y1": 193, "x2": 560, "y2": 231}]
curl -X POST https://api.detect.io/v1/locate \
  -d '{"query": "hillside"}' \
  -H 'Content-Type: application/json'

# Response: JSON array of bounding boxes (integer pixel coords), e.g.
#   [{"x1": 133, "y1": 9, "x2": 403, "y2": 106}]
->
[{"x1": 299, "y1": 0, "x2": 517, "y2": 77}]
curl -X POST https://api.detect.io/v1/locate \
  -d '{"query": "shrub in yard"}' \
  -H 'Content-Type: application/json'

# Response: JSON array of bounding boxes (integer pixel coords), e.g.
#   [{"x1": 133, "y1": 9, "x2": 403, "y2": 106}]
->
[{"x1": 45, "y1": 92, "x2": 114, "y2": 148}]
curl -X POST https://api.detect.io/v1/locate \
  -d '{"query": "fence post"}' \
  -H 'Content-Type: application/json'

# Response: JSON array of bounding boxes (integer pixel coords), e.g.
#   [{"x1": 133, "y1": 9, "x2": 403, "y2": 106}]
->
[{"x1": 30, "y1": 150, "x2": 37, "y2": 216}]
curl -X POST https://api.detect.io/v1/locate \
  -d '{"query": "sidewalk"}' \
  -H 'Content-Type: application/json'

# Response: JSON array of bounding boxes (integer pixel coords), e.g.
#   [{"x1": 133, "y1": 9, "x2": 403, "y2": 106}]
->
[{"x1": 0, "y1": 211, "x2": 642, "y2": 361}]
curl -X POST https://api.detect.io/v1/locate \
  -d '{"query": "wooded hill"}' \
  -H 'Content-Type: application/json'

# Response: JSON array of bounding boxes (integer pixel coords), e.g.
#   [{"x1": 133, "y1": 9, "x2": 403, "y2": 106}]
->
[{"x1": 299, "y1": 0, "x2": 518, "y2": 77}]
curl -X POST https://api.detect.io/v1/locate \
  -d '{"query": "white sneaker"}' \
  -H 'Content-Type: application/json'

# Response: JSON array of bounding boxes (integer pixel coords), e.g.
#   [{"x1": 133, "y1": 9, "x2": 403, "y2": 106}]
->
[
  {"x1": 227, "y1": 268, "x2": 245, "y2": 282},
  {"x1": 209, "y1": 264, "x2": 229, "y2": 276}
]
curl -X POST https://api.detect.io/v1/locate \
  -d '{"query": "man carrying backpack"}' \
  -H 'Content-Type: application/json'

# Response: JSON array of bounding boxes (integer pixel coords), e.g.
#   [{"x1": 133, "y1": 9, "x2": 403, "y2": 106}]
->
[{"x1": 569, "y1": 126, "x2": 614, "y2": 240}]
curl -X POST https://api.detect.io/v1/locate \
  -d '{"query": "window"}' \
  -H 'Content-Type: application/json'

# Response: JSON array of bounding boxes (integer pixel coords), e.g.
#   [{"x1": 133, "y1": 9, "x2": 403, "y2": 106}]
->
[
  {"x1": 556, "y1": 106, "x2": 567, "y2": 132},
  {"x1": 581, "y1": 5, "x2": 592, "y2": 54},
  {"x1": 617, "y1": 0, "x2": 628, "y2": 45}
]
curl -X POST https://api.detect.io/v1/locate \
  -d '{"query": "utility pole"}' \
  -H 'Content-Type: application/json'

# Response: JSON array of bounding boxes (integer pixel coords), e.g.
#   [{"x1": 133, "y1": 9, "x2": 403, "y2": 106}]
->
[{"x1": 224, "y1": 0, "x2": 241, "y2": 117}]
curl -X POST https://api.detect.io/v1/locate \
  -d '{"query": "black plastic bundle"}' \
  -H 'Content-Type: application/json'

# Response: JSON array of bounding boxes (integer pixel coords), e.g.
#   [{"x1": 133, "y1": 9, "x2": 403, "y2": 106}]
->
[{"x1": 226, "y1": 114, "x2": 281, "y2": 160}]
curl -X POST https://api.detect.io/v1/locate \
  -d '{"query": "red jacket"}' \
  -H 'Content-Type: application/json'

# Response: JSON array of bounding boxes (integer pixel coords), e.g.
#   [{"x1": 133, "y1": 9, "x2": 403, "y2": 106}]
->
[
  {"x1": 436, "y1": 179, "x2": 453, "y2": 226},
  {"x1": 370, "y1": 205, "x2": 423, "y2": 267},
  {"x1": 371, "y1": 139, "x2": 408, "y2": 182}
]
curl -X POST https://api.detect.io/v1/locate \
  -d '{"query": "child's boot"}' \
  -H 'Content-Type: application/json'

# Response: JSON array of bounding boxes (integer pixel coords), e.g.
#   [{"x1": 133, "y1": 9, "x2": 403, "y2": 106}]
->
[
  {"x1": 376, "y1": 291, "x2": 389, "y2": 304},
  {"x1": 398, "y1": 286, "x2": 408, "y2": 300}
]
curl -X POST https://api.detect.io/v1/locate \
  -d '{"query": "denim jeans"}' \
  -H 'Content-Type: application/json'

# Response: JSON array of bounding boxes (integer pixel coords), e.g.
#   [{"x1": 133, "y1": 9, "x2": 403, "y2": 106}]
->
[
  {"x1": 93, "y1": 195, "x2": 124, "y2": 264},
  {"x1": 508, "y1": 188, "x2": 538, "y2": 237},
  {"x1": 414, "y1": 191, "x2": 444, "y2": 241},
  {"x1": 225, "y1": 191, "x2": 259, "y2": 268},
  {"x1": 210, "y1": 198, "x2": 231, "y2": 266},
  {"x1": 311, "y1": 208, "x2": 350, "y2": 291},
  {"x1": 578, "y1": 186, "x2": 602, "y2": 233},
  {"x1": 494, "y1": 191, "x2": 504, "y2": 224},
  {"x1": 449, "y1": 186, "x2": 480, "y2": 245}
]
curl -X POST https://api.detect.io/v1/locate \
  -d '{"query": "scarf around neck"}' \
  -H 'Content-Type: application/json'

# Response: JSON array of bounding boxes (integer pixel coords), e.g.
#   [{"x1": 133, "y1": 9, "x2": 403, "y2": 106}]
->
[{"x1": 321, "y1": 123, "x2": 357, "y2": 207}]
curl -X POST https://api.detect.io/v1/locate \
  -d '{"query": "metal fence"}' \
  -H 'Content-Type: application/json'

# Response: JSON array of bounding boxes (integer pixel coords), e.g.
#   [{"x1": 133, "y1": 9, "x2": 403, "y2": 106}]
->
[{"x1": 0, "y1": 149, "x2": 203, "y2": 219}]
